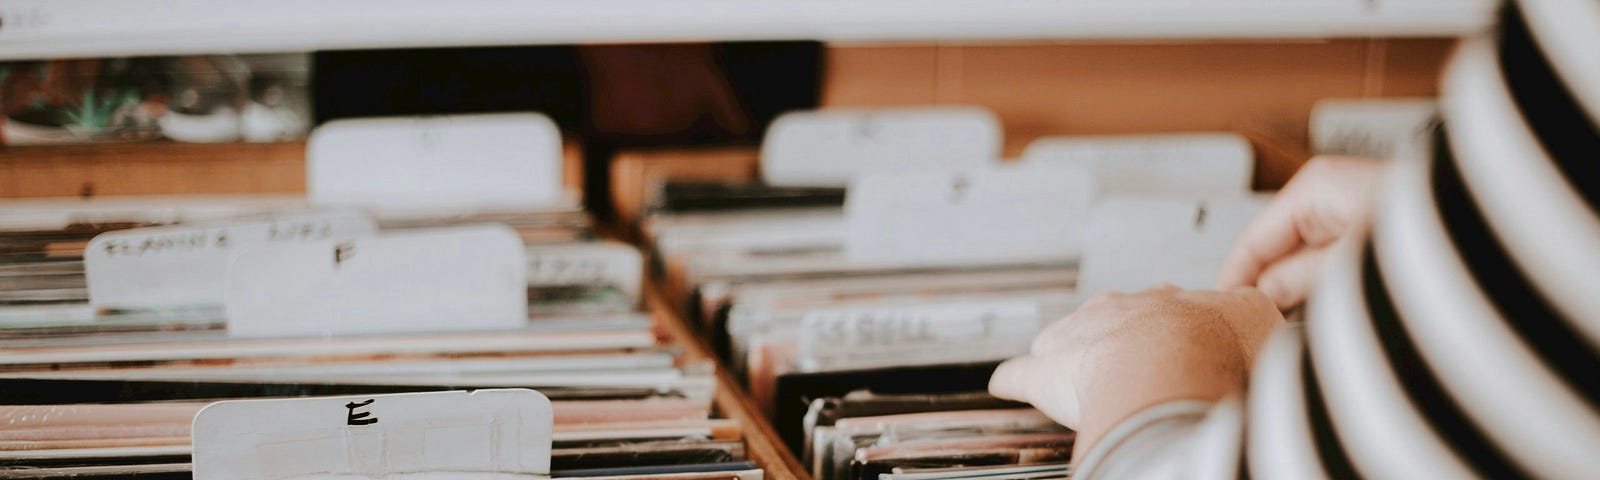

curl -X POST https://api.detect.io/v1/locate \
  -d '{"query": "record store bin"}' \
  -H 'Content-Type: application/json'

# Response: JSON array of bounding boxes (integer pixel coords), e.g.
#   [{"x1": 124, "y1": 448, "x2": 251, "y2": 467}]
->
[{"x1": 0, "y1": 2, "x2": 1490, "y2": 479}]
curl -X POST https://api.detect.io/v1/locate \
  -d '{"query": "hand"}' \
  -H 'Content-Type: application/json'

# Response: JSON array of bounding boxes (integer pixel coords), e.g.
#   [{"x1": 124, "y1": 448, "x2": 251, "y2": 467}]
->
[
  {"x1": 1216, "y1": 156, "x2": 1384, "y2": 309},
  {"x1": 989, "y1": 285, "x2": 1284, "y2": 457}
]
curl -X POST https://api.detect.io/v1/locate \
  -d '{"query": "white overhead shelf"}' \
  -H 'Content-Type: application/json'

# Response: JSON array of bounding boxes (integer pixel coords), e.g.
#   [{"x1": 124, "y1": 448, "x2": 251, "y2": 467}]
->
[{"x1": 0, "y1": 0, "x2": 1494, "y2": 61}]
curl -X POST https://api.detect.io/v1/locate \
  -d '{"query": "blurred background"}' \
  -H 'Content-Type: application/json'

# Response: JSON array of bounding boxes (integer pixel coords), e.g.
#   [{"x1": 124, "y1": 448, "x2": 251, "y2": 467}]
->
[{"x1": 0, "y1": 0, "x2": 1489, "y2": 211}]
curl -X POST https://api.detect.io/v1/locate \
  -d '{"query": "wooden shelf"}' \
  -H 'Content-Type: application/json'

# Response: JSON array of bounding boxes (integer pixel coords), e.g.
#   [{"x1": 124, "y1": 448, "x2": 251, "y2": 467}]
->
[
  {"x1": 0, "y1": 140, "x2": 586, "y2": 199},
  {"x1": 0, "y1": 141, "x2": 306, "y2": 198}
]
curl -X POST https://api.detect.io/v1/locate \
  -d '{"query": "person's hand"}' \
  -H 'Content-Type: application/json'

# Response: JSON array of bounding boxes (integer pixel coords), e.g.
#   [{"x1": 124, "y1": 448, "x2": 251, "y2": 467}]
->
[
  {"x1": 1217, "y1": 156, "x2": 1384, "y2": 309},
  {"x1": 989, "y1": 285, "x2": 1284, "y2": 457}
]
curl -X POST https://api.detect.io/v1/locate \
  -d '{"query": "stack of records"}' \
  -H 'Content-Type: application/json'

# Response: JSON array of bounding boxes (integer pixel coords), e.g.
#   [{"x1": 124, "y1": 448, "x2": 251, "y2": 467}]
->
[
  {"x1": 1243, "y1": 1, "x2": 1600, "y2": 478},
  {"x1": 643, "y1": 180, "x2": 1078, "y2": 480},
  {"x1": 0, "y1": 197, "x2": 768, "y2": 479},
  {"x1": 799, "y1": 389, "x2": 1072, "y2": 480},
  {"x1": 0, "y1": 196, "x2": 602, "y2": 332},
  {"x1": 0, "y1": 195, "x2": 308, "y2": 330}
]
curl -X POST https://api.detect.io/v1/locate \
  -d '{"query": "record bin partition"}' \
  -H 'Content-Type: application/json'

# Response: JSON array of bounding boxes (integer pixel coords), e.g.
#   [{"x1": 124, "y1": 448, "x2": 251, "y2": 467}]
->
[{"x1": 649, "y1": 282, "x2": 810, "y2": 478}]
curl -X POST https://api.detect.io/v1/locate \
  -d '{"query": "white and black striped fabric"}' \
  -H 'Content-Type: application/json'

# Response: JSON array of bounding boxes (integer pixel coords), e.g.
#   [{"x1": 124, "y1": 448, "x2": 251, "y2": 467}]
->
[{"x1": 1074, "y1": 1, "x2": 1600, "y2": 478}]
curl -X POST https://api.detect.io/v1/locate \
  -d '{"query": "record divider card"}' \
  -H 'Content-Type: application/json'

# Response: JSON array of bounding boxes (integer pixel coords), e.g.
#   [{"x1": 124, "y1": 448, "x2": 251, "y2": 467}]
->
[
  {"x1": 224, "y1": 224, "x2": 530, "y2": 338},
  {"x1": 306, "y1": 112, "x2": 567, "y2": 212},
  {"x1": 759, "y1": 107, "x2": 1002, "y2": 188},
  {"x1": 842, "y1": 164, "x2": 1095, "y2": 265},
  {"x1": 192, "y1": 389, "x2": 555, "y2": 480},
  {"x1": 83, "y1": 210, "x2": 378, "y2": 312}
]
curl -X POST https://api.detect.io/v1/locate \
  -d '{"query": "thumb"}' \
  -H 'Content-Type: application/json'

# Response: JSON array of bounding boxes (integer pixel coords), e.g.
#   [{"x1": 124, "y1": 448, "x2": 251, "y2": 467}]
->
[
  {"x1": 990, "y1": 355, "x2": 1041, "y2": 402},
  {"x1": 990, "y1": 352, "x2": 1083, "y2": 428},
  {"x1": 1255, "y1": 246, "x2": 1331, "y2": 310}
]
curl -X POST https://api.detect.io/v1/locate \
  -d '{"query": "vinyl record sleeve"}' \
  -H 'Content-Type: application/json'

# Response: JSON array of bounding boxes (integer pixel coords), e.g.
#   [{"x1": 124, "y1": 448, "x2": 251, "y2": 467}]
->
[
  {"x1": 551, "y1": 460, "x2": 755, "y2": 478},
  {"x1": 551, "y1": 440, "x2": 745, "y2": 471},
  {"x1": 651, "y1": 181, "x2": 846, "y2": 213},
  {"x1": 849, "y1": 447, "x2": 1070, "y2": 480},
  {"x1": 772, "y1": 362, "x2": 1004, "y2": 453},
  {"x1": 878, "y1": 463, "x2": 1069, "y2": 480},
  {"x1": 0, "y1": 462, "x2": 190, "y2": 479}
]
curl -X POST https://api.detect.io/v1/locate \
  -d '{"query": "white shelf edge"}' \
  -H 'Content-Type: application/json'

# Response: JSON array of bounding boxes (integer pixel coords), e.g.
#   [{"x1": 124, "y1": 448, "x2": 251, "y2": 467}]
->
[{"x1": 0, "y1": 0, "x2": 1494, "y2": 61}]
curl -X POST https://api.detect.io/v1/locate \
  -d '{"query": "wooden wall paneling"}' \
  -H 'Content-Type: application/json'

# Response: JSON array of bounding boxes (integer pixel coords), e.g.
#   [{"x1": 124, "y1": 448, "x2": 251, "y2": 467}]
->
[
  {"x1": 1376, "y1": 38, "x2": 1457, "y2": 97},
  {"x1": 943, "y1": 41, "x2": 1373, "y2": 156},
  {"x1": 821, "y1": 45, "x2": 940, "y2": 106},
  {"x1": 820, "y1": 39, "x2": 1451, "y2": 182},
  {"x1": 1240, "y1": 122, "x2": 1315, "y2": 189}
]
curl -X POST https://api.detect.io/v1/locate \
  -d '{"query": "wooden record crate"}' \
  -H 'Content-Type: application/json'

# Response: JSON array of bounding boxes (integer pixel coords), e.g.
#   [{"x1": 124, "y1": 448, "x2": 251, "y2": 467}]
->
[{"x1": 0, "y1": 138, "x2": 807, "y2": 478}]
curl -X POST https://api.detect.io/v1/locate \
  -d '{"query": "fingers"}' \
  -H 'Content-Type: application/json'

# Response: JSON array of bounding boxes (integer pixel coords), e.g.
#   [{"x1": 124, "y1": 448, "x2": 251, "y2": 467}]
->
[
  {"x1": 1216, "y1": 157, "x2": 1383, "y2": 291},
  {"x1": 998, "y1": 284, "x2": 1284, "y2": 433},
  {"x1": 1255, "y1": 247, "x2": 1331, "y2": 309},
  {"x1": 1216, "y1": 177, "x2": 1314, "y2": 290}
]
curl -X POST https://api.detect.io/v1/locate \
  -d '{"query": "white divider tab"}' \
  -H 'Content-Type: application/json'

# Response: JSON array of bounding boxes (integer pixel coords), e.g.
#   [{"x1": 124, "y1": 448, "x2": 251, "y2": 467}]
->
[
  {"x1": 525, "y1": 241, "x2": 643, "y2": 303},
  {"x1": 225, "y1": 225, "x2": 527, "y2": 338},
  {"x1": 760, "y1": 107, "x2": 1002, "y2": 187},
  {"x1": 1020, "y1": 132, "x2": 1253, "y2": 197},
  {"x1": 798, "y1": 300, "x2": 1040, "y2": 372},
  {"x1": 845, "y1": 165, "x2": 1094, "y2": 264},
  {"x1": 1078, "y1": 195, "x2": 1269, "y2": 295},
  {"x1": 1311, "y1": 98, "x2": 1438, "y2": 158},
  {"x1": 308, "y1": 112, "x2": 564, "y2": 211},
  {"x1": 85, "y1": 211, "x2": 376, "y2": 312},
  {"x1": 193, "y1": 389, "x2": 552, "y2": 480}
]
